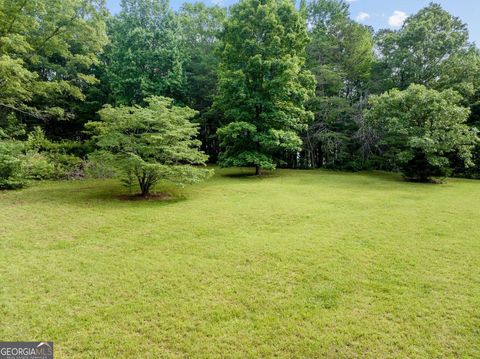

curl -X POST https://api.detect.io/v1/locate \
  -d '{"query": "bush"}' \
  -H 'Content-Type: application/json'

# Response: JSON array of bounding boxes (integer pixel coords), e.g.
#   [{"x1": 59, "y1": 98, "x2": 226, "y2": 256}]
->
[
  {"x1": 22, "y1": 152, "x2": 56, "y2": 180},
  {"x1": 49, "y1": 152, "x2": 84, "y2": 179},
  {"x1": 24, "y1": 127, "x2": 86, "y2": 180},
  {"x1": 0, "y1": 141, "x2": 26, "y2": 190},
  {"x1": 84, "y1": 153, "x2": 118, "y2": 179}
]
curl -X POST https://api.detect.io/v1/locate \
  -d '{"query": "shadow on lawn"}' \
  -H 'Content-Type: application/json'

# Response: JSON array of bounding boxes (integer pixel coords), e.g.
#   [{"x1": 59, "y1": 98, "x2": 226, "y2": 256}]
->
[
  {"x1": 25, "y1": 180, "x2": 186, "y2": 207},
  {"x1": 221, "y1": 168, "x2": 278, "y2": 179}
]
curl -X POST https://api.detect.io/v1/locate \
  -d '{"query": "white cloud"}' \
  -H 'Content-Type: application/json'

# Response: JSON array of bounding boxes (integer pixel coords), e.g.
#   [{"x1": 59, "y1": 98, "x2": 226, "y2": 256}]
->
[
  {"x1": 388, "y1": 10, "x2": 408, "y2": 27},
  {"x1": 356, "y1": 12, "x2": 370, "y2": 22},
  {"x1": 211, "y1": 0, "x2": 223, "y2": 5}
]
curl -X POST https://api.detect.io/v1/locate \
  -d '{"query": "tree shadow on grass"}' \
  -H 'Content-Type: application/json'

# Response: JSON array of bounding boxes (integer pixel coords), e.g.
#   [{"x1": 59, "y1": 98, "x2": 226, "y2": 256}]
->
[
  {"x1": 21, "y1": 180, "x2": 187, "y2": 208},
  {"x1": 220, "y1": 167, "x2": 278, "y2": 179}
]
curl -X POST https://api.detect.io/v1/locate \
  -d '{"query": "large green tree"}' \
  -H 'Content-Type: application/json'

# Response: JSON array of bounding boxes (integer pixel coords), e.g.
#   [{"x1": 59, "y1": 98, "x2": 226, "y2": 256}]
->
[
  {"x1": 365, "y1": 85, "x2": 478, "y2": 182},
  {"x1": 0, "y1": 0, "x2": 108, "y2": 134},
  {"x1": 107, "y1": 0, "x2": 185, "y2": 106},
  {"x1": 214, "y1": 0, "x2": 315, "y2": 175},
  {"x1": 376, "y1": 3, "x2": 480, "y2": 98},
  {"x1": 86, "y1": 97, "x2": 212, "y2": 196}
]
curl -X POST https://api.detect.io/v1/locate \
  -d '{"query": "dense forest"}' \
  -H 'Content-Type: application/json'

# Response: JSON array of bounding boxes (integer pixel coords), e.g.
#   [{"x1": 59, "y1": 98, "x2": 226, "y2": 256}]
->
[{"x1": 1, "y1": 0, "x2": 479, "y2": 193}]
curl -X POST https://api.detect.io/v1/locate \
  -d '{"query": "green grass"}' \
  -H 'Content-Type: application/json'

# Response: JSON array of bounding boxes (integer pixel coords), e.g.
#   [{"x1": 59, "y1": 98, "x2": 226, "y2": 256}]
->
[{"x1": 1, "y1": 168, "x2": 480, "y2": 358}]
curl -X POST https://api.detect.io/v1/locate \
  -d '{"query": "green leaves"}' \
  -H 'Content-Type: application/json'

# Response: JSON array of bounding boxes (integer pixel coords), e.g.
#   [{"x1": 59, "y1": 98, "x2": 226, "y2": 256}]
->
[
  {"x1": 214, "y1": 0, "x2": 314, "y2": 173},
  {"x1": 87, "y1": 96, "x2": 212, "y2": 195},
  {"x1": 377, "y1": 3, "x2": 480, "y2": 98},
  {"x1": 365, "y1": 84, "x2": 479, "y2": 181},
  {"x1": 0, "y1": 0, "x2": 108, "y2": 121},
  {"x1": 106, "y1": 0, "x2": 185, "y2": 106}
]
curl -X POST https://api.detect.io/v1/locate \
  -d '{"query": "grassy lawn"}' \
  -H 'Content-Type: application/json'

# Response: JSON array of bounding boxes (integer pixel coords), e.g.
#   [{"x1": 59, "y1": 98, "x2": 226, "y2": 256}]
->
[{"x1": 1, "y1": 168, "x2": 479, "y2": 358}]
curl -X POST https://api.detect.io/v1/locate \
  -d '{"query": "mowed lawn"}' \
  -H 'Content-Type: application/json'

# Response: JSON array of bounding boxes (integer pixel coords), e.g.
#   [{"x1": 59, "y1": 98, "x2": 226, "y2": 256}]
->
[{"x1": 1, "y1": 168, "x2": 480, "y2": 358}]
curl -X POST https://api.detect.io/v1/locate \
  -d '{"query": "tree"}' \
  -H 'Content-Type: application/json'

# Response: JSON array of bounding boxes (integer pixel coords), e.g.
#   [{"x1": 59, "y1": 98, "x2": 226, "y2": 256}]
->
[
  {"x1": 0, "y1": 0, "x2": 108, "y2": 133},
  {"x1": 376, "y1": 3, "x2": 480, "y2": 98},
  {"x1": 214, "y1": 0, "x2": 315, "y2": 175},
  {"x1": 364, "y1": 84, "x2": 478, "y2": 182},
  {"x1": 106, "y1": 0, "x2": 185, "y2": 106},
  {"x1": 86, "y1": 97, "x2": 212, "y2": 196},
  {"x1": 304, "y1": 0, "x2": 374, "y2": 169}
]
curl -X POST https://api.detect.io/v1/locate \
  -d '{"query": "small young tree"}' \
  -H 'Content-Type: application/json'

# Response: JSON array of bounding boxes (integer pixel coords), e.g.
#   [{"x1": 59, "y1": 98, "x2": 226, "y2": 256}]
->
[
  {"x1": 86, "y1": 97, "x2": 212, "y2": 196},
  {"x1": 365, "y1": 84, "x2": 479, "y2": 182}
]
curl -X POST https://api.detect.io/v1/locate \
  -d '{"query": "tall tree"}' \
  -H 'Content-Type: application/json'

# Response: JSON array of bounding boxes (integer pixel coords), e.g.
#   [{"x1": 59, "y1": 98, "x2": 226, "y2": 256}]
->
[
  {"x1": 214, "y1": 0, "x2": 315, "y2": 175},
  {"x1": 107, "y1": 0, "x2": 185, "y2": 106},
  {"x1": 376, "y1": 3, "x2": 480, "y2": 98},
  {"x1": 374, "y1": 3, "x2": 480, "y2": 176}
]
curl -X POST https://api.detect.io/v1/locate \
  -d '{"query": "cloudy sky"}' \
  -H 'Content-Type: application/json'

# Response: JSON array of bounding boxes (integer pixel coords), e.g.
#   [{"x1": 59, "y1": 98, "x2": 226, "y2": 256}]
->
[{"x1": 106, "y1": 0, "x2": 480, "y2": 45}]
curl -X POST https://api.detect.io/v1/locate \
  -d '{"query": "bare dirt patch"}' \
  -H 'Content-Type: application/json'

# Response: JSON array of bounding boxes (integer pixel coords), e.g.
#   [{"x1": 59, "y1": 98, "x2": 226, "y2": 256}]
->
[{"x1": 116, "y1": 193, "x2": 175, "y2": 201}]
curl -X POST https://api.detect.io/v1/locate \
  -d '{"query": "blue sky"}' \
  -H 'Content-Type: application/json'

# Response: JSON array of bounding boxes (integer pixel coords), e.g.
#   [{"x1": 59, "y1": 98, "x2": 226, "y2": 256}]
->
[{"x1": 106, "y1": 0, "x2": 480, "y2": 45}]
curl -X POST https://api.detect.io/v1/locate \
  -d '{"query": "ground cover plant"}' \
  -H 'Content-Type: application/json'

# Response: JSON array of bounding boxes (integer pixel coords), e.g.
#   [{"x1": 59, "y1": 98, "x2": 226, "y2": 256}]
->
[{"x1": 1, "y1": 168, "x2": 479, "y2": 357}]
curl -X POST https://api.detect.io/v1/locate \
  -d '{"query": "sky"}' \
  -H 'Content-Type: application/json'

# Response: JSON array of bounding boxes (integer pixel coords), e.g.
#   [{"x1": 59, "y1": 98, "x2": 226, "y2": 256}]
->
[{"x1": 105, "y1": 0, "x2": 480, "y2": 45}]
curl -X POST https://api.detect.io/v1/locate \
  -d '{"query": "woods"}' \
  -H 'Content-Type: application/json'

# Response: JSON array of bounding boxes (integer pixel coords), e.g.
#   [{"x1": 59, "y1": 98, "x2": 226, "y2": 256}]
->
[{"x1": 1, "y1": 0, "x2": 480, "y2": 192}]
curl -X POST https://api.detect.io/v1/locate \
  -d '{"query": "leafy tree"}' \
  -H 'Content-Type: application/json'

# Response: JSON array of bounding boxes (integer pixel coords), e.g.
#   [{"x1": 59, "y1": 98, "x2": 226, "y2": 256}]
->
[
  {"x1": 86, "y1": 97, "x2": 212, "y2": 196},
  {"x1": 107, "y1": 0, "x2": 185, "y2": 106},
  {"x1": 365, "y1": 84, "x2": 478, "y2": 182},
  {"x1": 376, "y1": 3, "x2": 480, "y2": 98},
  {"x1": 214, "y1": 0, "x2": 315, "y2": 175},
  {"x1": 0, "y1": 0, "x2": 108, "y2": 130},
  {"x1": 304, "y1": 0, "x2": 374, "y2": 169}
]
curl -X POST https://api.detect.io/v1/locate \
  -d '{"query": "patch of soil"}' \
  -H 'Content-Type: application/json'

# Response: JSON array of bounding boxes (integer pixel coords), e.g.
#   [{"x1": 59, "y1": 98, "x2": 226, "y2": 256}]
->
[{"x1": 116, "y1": 193, "x2": 175, "y2": 201}]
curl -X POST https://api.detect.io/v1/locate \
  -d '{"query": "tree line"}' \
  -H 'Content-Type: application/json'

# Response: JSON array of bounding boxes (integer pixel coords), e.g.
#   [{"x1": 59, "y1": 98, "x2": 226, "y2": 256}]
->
[{"x1": 1, "y1": 0, "x2": 479, "y2": 194}]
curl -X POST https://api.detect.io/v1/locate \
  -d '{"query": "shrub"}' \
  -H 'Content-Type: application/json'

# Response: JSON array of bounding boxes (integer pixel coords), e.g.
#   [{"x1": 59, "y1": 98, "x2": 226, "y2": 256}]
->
[
  {"x1": 22, "y1": 151, "x2": 56, "y2": 180},
  {"x1": 0, "y1": 141, "x2": 26, "y2": 190}
]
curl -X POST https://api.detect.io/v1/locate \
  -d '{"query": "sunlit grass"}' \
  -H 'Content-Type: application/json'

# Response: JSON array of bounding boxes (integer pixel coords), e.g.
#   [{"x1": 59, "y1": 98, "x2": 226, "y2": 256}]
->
[{"x1": 1, "y1": 168, "x2": 479, "y2": 357}]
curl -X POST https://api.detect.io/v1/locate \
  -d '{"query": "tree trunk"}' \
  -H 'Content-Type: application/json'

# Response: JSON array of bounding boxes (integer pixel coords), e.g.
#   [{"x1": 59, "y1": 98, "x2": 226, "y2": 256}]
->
[
  {"x1": 137, "y1": 175, "x2": 151, "y2": 197},
  {"x1": 255, "y1": 165, "x2": 261, "y2": 176}
]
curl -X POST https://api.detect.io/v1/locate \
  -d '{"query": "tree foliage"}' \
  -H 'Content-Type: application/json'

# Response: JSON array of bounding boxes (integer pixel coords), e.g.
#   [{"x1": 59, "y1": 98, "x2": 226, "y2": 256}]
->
[
  {"x1": 1, "y1": 0, "x2": 480, "y2": 188},
  {"x1": 214, "y1": 0, "x2": 315, "y2": 174},
  {"x1": 304, "y1": 0, "x2": 374, "y2": 169},
  {"x1": 86, "y1": 97, "x2": 212, "y2": 196},
  {"x1": 0, "y1": 0, "x2": 108, "y2": 123},
  {"x1": 106, "y1": 0, "x2": 185, "y2": 106},
  {"x1": 178, "y1": 3, "x2": 226, "y2": 160},
  {"x1": 365, "y1": 84, "x2": 478, "y2": 181},
  {"x1": 376, "y1": 3, "x2": 480, "y2": 98}
]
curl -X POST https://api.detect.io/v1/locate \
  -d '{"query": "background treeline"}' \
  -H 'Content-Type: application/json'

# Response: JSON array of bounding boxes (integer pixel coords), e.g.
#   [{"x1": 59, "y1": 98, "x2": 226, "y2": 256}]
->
[{"x1": 1, "y1": 0, "x2": 480, "y2": 189}]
